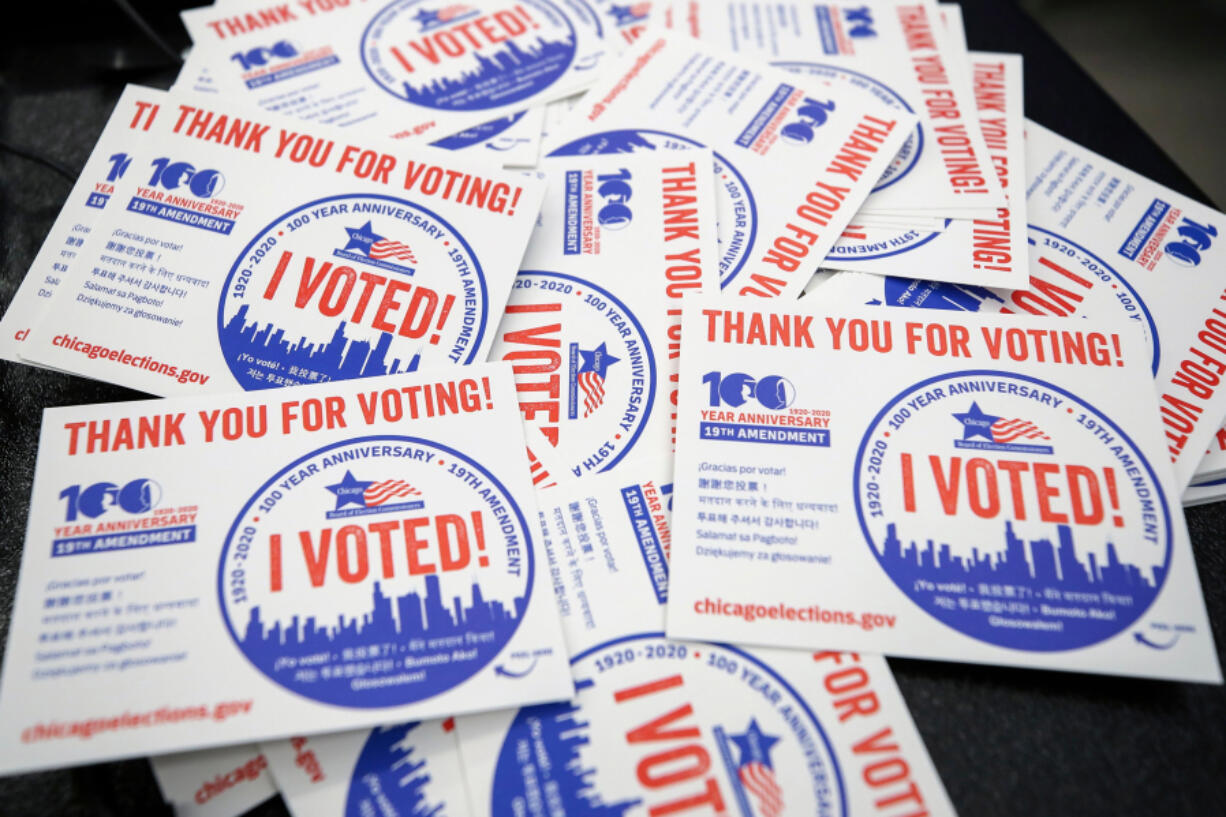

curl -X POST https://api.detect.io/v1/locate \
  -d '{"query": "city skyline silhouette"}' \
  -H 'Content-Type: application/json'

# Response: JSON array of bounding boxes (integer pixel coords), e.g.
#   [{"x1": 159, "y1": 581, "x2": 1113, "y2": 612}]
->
[
  {"x1": 400, "y1": 37, "x2": 574, "y2": 108},
  {"x1": 347, "y1": 722, "x2": 447, "y2": 817},
  {"x1": 494, "y1": 679, "x2": 641, "y2": 816},
  {"x1": 221, "y1": 303, "x2": 416, "y2": 385},
  {"x1": 880, "y1": 277, "x2": 1006, "y2": 311},
  {"x1": 879, "y1": 519, "x2": 1164, "y2": 594},
  {"x1": 241, "y1": 576, "x2": 526, "y2": 652}
]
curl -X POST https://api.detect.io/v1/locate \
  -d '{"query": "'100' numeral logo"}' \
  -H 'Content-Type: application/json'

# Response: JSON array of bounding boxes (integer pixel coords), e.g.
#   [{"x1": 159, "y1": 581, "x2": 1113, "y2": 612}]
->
[
  {"x1": 59, "y1": 479, "x2": 161, "y2": 521},
  {"x1": 147, "y1": 157, "x2": 225, "y2": 199},
  {"x1": 844, "y1": 6, "x2": 876, "y2": 37},
  {"x1": 702, "y1": 371, "x2": 796, "y2": 410},
  {"x1": 230, "y1": 40, "x2": 298, "y2": 71},
  {"x1": 1164, "y1": 216, "x2": 1218, "y2": 267},
  {"x1": 595, "y1": 168, "x2": 633, "y2": 229},
  {"x1": 782, "y1": 98, "x2": 837, "y2": 146}
]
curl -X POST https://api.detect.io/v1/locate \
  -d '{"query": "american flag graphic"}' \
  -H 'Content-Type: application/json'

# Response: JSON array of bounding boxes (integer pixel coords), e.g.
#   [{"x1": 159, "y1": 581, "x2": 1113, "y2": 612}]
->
[
  {"x1": 574, "y1": 342, "x2": 618, "y2": 418},
  {"x1": 577, "y1": 369, "x2": 606, "y2": 417},
  {"x1": 438, "y1": 4, "x2": 474, "y2": 22},
  {"x1": 724, "y1": 719, "x2": 786, "y2": 817},
  {"x1": 990, "y1": 418, "x2": 1051, "y2": 444},
  {"x1": 369, "y1": 239, "x2": 417, "y2": 264},
  {"x1": 739, "y1": 761, "x2": 785, "y2": 817},
  {"x1": 363, "y1": 479, "x2": 421, "y2": 507}
]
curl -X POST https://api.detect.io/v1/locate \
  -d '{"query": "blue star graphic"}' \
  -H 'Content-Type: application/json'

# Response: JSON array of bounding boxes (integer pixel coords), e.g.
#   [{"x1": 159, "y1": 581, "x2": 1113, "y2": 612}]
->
[
  {"x1": 343, "y1": 221, "x2": 384, "y2": 255},
  {"x1": 578, "y1": 342, "x2": 620, "y2": 378},
  {"x1": 326, "y1": 470, "x2": 373, "y2": 510},
  {"x1": 607, "y1": 4, "x2": 636, "y2": 24},
  {"x1": 729, "y1": 719, "x2": 781, "y2": 769},
  {"x1": 609, "y1": 3, "x2": 650, "y2": 25},
  {"x1": 412, "y1": 8, "x2": 441, "y2": 27},
  {"x1": 952, "y1": 401, "x2": 1001, "y2": 441}
]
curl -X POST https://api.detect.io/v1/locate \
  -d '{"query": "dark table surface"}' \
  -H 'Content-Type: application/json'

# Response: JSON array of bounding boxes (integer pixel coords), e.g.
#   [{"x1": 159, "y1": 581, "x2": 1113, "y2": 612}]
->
[{"x1": 1, "y1": 1, "x2": 1223, "y2": 815}]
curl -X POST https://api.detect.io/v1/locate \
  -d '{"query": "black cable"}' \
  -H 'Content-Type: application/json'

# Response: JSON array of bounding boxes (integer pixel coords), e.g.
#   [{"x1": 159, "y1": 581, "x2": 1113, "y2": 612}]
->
[
  {"x1": 0, "y1": 139, "x2": 76, "y2": 182},
  {"x1": 110, "y1": 0, "x2": 185, "y2": 65}
]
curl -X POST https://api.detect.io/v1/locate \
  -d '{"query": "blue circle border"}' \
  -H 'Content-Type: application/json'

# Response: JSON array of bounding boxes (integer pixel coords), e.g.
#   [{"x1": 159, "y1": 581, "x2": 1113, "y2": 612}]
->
[
  {"x1": 851, "y1": 368, "x2": 1174, "y2": 652},
  {"x1": 217, "y1": 191, "x2": 490, "y2": 386},
  {"x1": 217, "y1": 433, "x2": 536, "y2": 707}
]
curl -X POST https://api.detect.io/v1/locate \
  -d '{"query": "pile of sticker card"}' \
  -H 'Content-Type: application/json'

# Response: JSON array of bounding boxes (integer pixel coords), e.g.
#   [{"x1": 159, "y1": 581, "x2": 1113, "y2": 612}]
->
[{"x1": 0, "y1": 0, "x2": 1222, "y2": 814}]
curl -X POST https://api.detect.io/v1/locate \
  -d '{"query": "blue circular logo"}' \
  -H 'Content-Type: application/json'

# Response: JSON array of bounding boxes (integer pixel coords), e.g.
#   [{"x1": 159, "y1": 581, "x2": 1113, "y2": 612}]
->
[
  {"x1": 218, "y1": 193, "x2": 487, "y2": 391},
  {"x1": 548, "y1": 130, "x2": 756, "y2": 290},
  {"x1": 219, "y1": 434, "x2": 533, "y2": 707},
  {"x1": 491, "y1": 270, "x2": 656, "y2": 475},
  {"x1": 490, "y1": 633, "x2": 846, "y2": 817},
  {"x1": 362, "y1": 0, "x2": 580, "y2": 111},
  {"x1": 854, "y1": 370, "x2": 1172, "y2": 651},
  {"x1": 772, "y1": 61, "x2": 920, "y2": 192}
]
